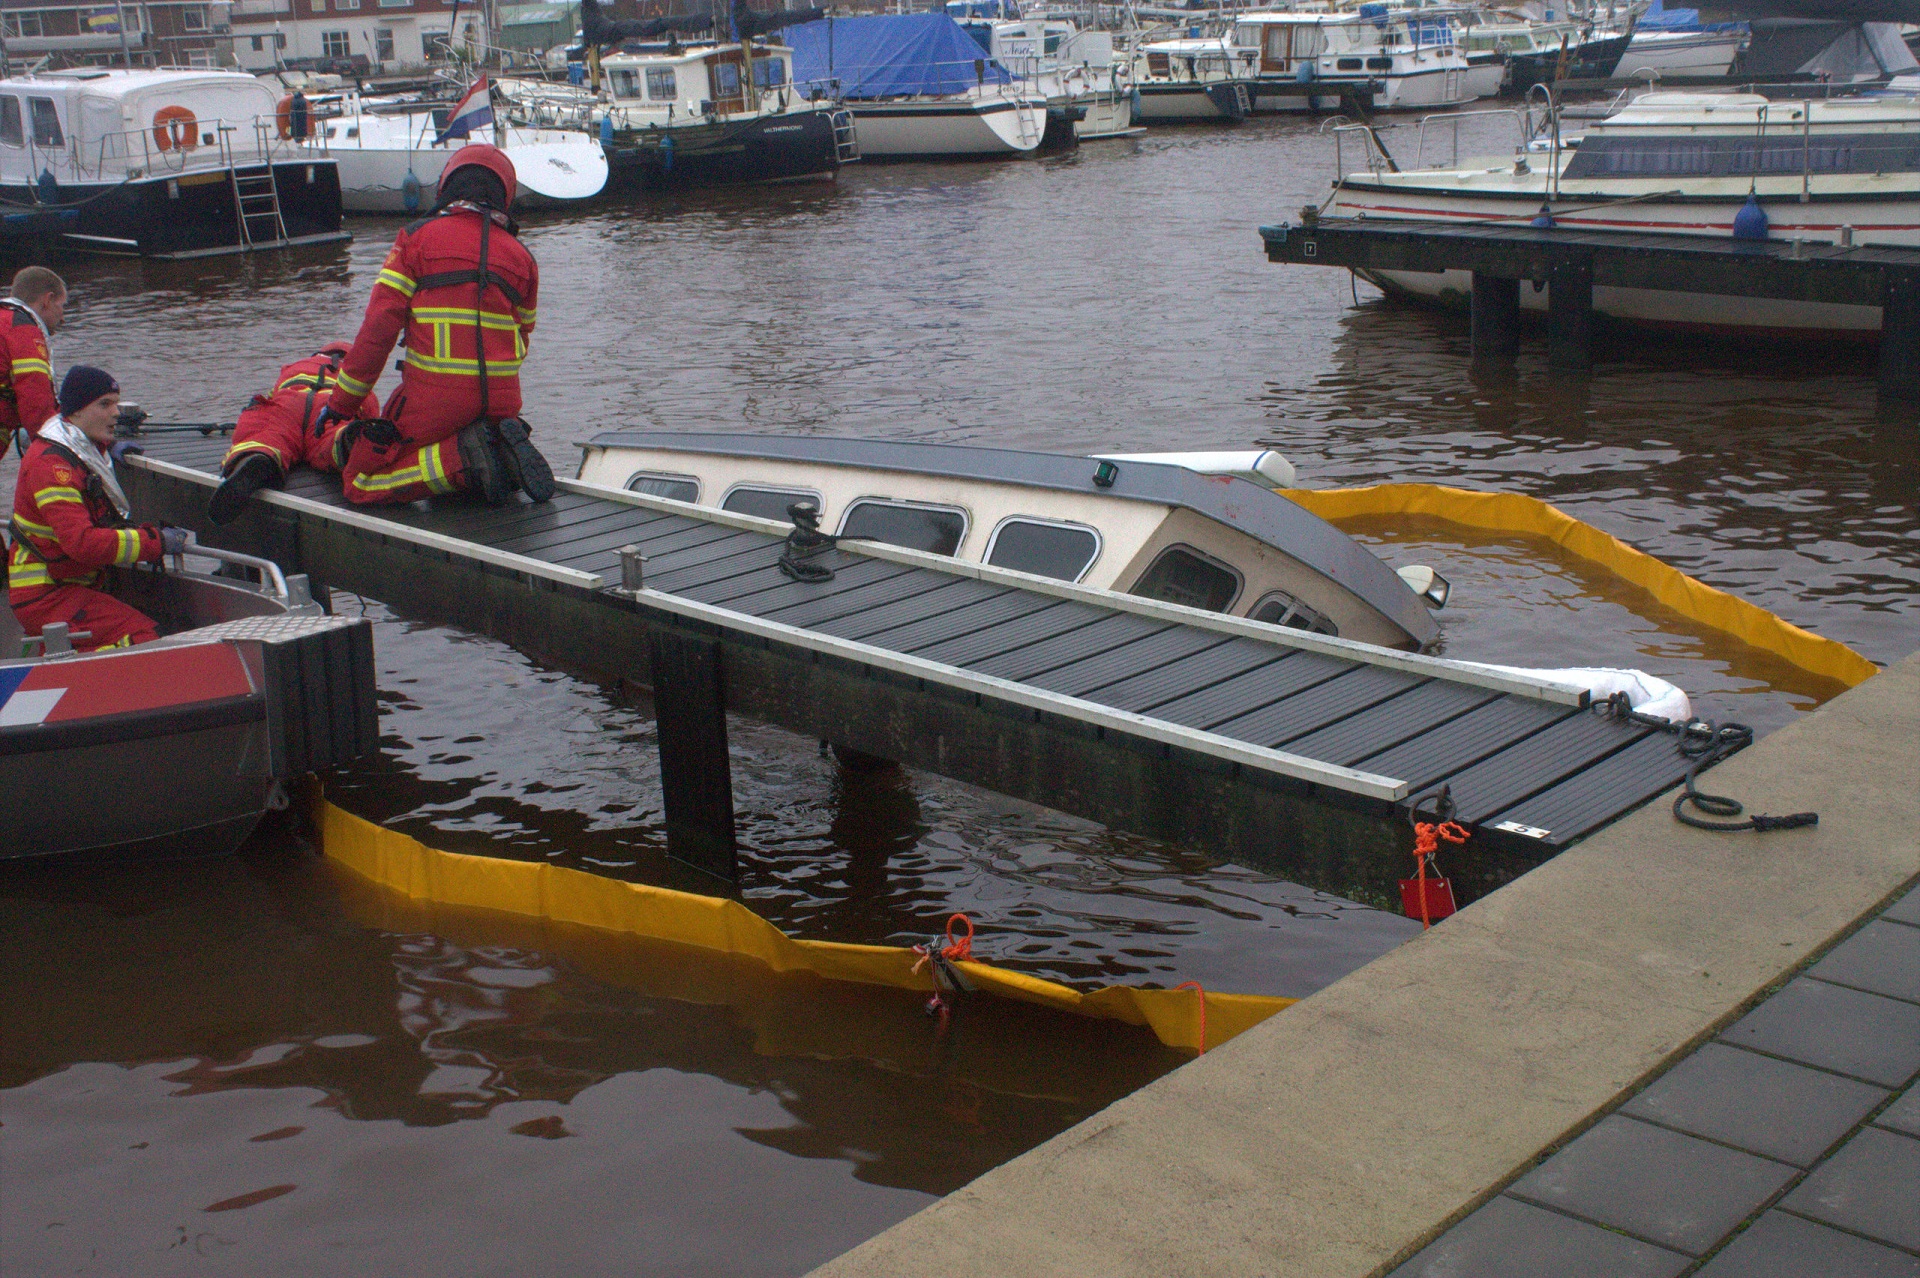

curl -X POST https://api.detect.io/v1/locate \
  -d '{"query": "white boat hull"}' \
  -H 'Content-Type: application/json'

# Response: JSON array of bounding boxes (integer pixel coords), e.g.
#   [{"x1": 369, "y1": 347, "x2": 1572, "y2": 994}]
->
[
  {"x1": 849, "y1": 96, "x2": 1046, "y2": 157},
  {"x1": 1134, "y1": 81, "x2": 1243, "y2": 121},
  {"x1": 1250, "y1": 65, "x2": 1476, "y2": 113},
  {"x1": 1073, "y1": 89, "x2": 1136, "y2": 139},
  {"x1": 307, "y1": 122, "x2": 607, "y2": 212},
  {"x1": 1618, "y1": 30, "x2": 1746, "y2": 79}
]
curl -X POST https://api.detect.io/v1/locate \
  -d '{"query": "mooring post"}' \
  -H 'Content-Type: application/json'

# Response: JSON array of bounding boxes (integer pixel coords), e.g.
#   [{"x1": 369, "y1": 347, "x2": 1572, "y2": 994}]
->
[
  {"x1": 1470, "y1": 272, "x2": 1522, "y2": 365},
  {"x1": 1878, "y1": 267, "x2": 1920, "y2": 408},
  {"x1": 645, "y1": 626, "x2": 738, "y2": 881},
  {"x1": 1546, "y1": 255, "x2": 1594, "y2": 372}
]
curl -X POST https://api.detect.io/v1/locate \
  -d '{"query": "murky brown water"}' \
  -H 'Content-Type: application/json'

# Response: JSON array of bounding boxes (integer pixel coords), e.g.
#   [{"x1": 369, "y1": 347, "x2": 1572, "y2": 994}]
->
[{"x1": 5, "y1": 110, "x2": 1916, "y2": 1275}]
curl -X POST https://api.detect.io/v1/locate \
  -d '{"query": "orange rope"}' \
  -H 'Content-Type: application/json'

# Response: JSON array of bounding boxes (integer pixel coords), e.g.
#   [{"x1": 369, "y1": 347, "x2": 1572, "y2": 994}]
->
[
  {"x1": 1174, "y1": 980, "x2": 1207, "y2": 1055},
  {"x1": 1410, "y1": 821, "x2": 1469, "y2": 930}
]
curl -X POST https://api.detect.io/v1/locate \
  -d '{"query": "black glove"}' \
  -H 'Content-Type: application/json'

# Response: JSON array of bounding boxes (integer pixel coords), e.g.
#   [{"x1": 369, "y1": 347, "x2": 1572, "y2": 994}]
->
[
  {"x1": 312, "y1": 404, "x2": 349, "y2": 438},
  {"x1": 160, "y1": 526, "x2": 190, "y2": 557}
]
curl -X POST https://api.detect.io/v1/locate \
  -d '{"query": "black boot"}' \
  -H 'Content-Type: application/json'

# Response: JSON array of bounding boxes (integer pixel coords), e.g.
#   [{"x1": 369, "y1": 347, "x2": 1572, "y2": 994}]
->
[
  {"x1": 207, "y1": 452, "x2": 283, "y2": 526},
  {"x1": 489, "y1": 417, "x2": 556, "y2": 503},
  {"x1": 455, "y1": 422, "x2": 512, "y2": 505}
]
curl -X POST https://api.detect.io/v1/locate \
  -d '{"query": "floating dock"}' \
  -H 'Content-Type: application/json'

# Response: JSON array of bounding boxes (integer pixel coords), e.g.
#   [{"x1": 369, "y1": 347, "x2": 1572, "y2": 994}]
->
[
  {"x1": 123, "y1": 435, "x2": 1730, "y2": 907},
  {"x1": 1261, "y1": 216, "x2": 1920, "y2": 396}
]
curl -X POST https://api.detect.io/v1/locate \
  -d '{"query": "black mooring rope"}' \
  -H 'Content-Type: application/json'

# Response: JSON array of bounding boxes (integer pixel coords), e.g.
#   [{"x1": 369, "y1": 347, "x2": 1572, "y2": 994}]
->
[{"x1": 1597, "y1": 694, "x2": 1818, "y2": 833}]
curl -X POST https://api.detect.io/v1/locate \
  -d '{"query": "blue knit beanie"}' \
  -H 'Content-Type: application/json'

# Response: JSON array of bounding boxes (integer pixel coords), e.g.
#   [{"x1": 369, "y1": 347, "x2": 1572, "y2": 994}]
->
[{"x1": 58, "y1": 365, "x2": 119, "y2": 416}]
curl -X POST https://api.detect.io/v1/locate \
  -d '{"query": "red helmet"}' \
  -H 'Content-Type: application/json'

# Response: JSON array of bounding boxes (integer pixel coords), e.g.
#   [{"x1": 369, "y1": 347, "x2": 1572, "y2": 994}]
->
[
  {"x1": 316, "y1": 339, "x2": 351, "y2": 358},
  {"x1": 438, "y1": 142, "x2": 517, "y2": 209}
]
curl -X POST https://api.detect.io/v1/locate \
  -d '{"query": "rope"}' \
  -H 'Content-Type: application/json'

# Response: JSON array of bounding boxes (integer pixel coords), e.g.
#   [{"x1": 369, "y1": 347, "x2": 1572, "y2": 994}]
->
[
  {"x1": 1593, "y1": 695, "x2": 1819, "y2": 834},
  {"x1": 912, "y1": 912, "x2": 977, "y2": 1035},
  {"x1": 1174, "y1": 980, "x2": 1207, "y2": 1054},
  {"x1": 1409, "y1": 818, "x2": 1467, "y2": 930},
  {"x1": 777, "y1": 501, "x2": 837, "y2": 582}
]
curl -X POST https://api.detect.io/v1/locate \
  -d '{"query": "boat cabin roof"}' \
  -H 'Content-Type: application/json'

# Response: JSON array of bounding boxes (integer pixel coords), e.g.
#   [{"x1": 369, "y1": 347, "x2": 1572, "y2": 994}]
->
[
  {"x1": 0, "y1": 67, "x2": 272, "y2": 101},
  {"x1": 601, "y1": 41, "x2": 792, "y2": 70}
]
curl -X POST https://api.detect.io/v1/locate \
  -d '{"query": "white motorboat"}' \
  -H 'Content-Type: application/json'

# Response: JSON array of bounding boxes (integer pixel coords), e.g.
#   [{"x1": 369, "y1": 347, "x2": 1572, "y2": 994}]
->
[
  {"x1": 1130, "y1": 37, "x2": 1254, "y2": 122},
  {"x1": 1328, "y1": 89, "x2": 1920, "y2": 337},
  {"x1": 294, "y1": 91, "x2": 607, "y2": 213},
  {"x1": 961, "y1": 17, "x2": 1138, "y2": 141},
  {"x1": 1456, "y1": 12, "x2": 1636, "y2": 96},
  {"x1": 574, "y1": 433, "x2": 1450, "y2": 651},
  {"x1": 1617, "y1": 27, "x2": 1748, "y2": 79},
  {"x1": 1229, "y1": 10, "x2": 1480, "y2": 114}
]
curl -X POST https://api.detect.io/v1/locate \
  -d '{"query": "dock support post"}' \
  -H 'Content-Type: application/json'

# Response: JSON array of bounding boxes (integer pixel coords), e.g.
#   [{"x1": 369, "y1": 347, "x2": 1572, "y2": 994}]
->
[
  {"x1": 1470, "y1": 273, "x2": 1521, "y2": 365},
  {"x1": 1546, "y1": 256, "x2": 1593, "y2": 372},
  {"x1": 1879, "y1": 267, "x2": 1920, "y2": 409},
  {"x1": 645, "y1": 627, "x2": 738, "y2": 881}
]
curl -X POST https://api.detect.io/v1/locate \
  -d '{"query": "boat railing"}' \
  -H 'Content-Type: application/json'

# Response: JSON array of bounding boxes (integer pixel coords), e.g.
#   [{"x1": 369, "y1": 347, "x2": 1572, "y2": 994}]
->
[
  {"x1": 56, "y1": 114, "x2": 304, "y2": 184},
  {"x1": 1414, "y1": 106, "x2": 1528, "y2": 168},
  {"x1": 1324, "y1": 117, "x2": 1396, "y2": 177},
  {"x1": 1524, "y1": 80, "x2": 1562, "y2": 200},
  {"x1": 1752, "y1": 99, "x2": 1818, "y2": 205}
]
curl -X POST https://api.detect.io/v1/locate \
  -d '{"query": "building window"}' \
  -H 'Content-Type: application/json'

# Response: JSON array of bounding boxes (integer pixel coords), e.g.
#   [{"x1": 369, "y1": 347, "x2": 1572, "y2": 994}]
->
[
  {"x1": 321, "y1": 29, "x2": 350, "y2": 57},
  {"x1": 423, "y1": 29, "x2": 450, "y2": 58},
  {"x1": 985, "y1": 518, "x2": 1101, "y2": 582},
  {"x1": 646, "y1": 66, "x2": 676, "y2": 100},
  {"x1": 0, "y1": 98, "x2": 22, "y2": 147},
  {"x1": 377, "y1": 0, "x2": 411, "y2": 9},
  {"x1": 374, "y1": 27, "x2": 393, "y2": 59},
  {"x1": 180, "y1": 6, "x2": 208, "y2": 31},
  {"x1": 2, "y1": 12, "x2": 45, "y2": 38},
  {"x1": 625, "y1": 472, "x2": 700, "y2": 503},
  {"x1": 720, "y1": 485, "x2": 818, "y2": 523},
  {"x1": 186, "y1": 48, "x2": 215, "y2": 66},
  {"x1": 838, "y1": 499, "x2": 967, "y2": 556},
  {"x1": 275, "y1": 32, "x2": 286, "y2": 47},
  {"x1": 28, "y1": 98, "x2": 63, "y2": 148},
  {"x1": 250, "y1": 33, "x2": 262, "y2": 49},
  {"x1": 1130, "y1": 545, "x2": 1241, "y2": 613},
  {"x1": 336, "y1": 0, "x2": 361, "y2": 9}
]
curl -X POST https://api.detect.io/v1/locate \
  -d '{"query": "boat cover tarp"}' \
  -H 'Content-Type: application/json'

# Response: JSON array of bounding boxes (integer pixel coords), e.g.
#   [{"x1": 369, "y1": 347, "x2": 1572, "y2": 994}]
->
[
  {"x1": 787, "y1": 13, "x2": 1010, "y2": 98},
  {"x1": 1638, "y1": 1, "x2": 1745, "y2": 33},
  {"x1": 1740, "y1": 19, "x2": 1918, "y2": 77}
]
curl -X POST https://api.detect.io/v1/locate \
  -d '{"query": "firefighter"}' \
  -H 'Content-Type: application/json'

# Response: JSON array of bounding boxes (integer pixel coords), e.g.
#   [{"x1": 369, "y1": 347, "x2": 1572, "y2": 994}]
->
[
  {"x1": 9, "y1": 367, "x2": 186, "y2": 652},
  {"x1": 2, "y1": 265, "x2": 65, "y2": 449},
  {"x1": 321, "y1": 143, "x2": 555, "y2": 508},
  {"x1": 206, "y1": 341, "x2": 380, "y2": 526}
]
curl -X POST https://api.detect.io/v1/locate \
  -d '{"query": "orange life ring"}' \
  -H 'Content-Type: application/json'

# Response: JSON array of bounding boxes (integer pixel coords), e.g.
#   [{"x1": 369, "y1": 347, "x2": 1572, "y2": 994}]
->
[
  {"x1": 275, "y1": 94, "x2": 294, "y2": 139},
  {"x1": 152, "y1": 105, "x2": 198, "y2": 152}
]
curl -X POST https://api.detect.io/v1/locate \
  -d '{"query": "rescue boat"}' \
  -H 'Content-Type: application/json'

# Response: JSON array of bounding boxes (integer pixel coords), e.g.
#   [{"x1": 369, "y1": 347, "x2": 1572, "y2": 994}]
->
[{"x1": 0, "y1": 540, "x2": 377, "y2": 862}]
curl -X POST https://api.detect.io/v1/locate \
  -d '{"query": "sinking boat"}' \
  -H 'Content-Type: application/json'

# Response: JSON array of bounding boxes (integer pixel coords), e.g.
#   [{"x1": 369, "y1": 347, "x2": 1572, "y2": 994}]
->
[
  {"x1": 0, "y1": 540, "x2": 376, "y2": 862},
  {"x1": 573, "y1": 433, "x2": 1446, "y2": 651}
]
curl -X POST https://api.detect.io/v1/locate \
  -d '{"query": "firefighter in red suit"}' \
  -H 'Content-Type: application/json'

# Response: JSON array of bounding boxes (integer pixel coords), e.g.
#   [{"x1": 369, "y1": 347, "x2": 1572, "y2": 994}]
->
[
  {"x1": 9, "y1": 366, "x2": 187, "y2": 652},
  {"x1": 2, "y1": 266, "x2": 65, "y2": 446},
  {"x1": 205, "y1": 341, "x2": 380, "y2": 525},
  {"x1": 321, "y1": 143, "x2": 555, "y2": 507}
]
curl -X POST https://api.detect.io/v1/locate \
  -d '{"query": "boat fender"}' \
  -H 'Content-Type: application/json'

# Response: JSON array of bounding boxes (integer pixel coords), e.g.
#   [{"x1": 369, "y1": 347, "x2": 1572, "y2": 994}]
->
[
  {"x1": 1530, "y1": 202, "x2": 1555, "y2": 228},
  {"x1": 401, "y1": 169, "x2": 422, "y2": 213},
  {"x1": 1732, "y1": 192, "x2": 1769, "y2": 241},
  {"x1": 1295, "y1": 59, "x2": 1316, "y2": 82},
  {"x1": 661, "y1": 131, "x2": 674, "y2": 174},
  {"x1": 599, "y1": 114, "x2": 614, "y2": 145}
]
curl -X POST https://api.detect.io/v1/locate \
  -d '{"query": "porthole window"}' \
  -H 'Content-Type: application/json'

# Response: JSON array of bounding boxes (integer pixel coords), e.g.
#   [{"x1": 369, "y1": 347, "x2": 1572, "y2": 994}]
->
[
  {"x1": 1249, "y1": 590, "x2": 1338, "y2": 635},
  {"x1": 985, "y1": 517, "x2": 1100, "y2": 582},
  {"x1": 838, "y1": 498, "x2": 967, "y2": 556},
  {"x1": 721, "y1": 484, "x2": 819, "y2": 522},
  {"x1": 1130, "y1": 545, "x2": 1241, "y2": 613},
  {"x1": 626, "y1": 470, "x2": 700, "y2": 502}
]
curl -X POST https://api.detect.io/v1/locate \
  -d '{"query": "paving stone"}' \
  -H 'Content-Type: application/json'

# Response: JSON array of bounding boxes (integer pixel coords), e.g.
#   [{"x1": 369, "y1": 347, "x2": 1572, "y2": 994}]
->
[
  {"x1": 1508, "y1": 1116, "x2": 1797, "y2": 1255},
  {"x1": 1623, "y1": 1043, "x2": 1888, "y2": 1166},
  {"x1": 1781, "y1": 1126, "x2": 1920, "y2": 1251},
  {"x1": 1694, "y1": 1211, "x2": 1920, "y2": 1278},
  {"x1": 1811, "y1": 921, "x2": 1920, "y2": 1003},
  {"x1": 1718, "y1": 978, "x2": 1920, "y2": 1087},
  {"x1": 1387, "y1": 1195, "x2": 1690, "y2": 1278},
  {"x1": 1877, "y1": 1083, "x2": 1920, "y2": 1139},
  {"x1": 1884, "y1": 887, "x2": 1920, "y2": 929}
]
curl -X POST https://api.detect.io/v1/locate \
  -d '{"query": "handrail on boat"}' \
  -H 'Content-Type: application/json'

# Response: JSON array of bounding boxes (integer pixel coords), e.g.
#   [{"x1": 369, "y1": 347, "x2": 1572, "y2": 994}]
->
[{"x1": 1414, "y1": 106, "x2": 1526, "y2": 168}]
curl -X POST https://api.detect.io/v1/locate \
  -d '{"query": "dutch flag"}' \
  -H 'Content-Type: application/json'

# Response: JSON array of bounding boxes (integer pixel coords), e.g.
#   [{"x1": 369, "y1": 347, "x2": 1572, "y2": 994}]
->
[{"x1": 437, "y1": 76, "x2": 495, "y2": 145}]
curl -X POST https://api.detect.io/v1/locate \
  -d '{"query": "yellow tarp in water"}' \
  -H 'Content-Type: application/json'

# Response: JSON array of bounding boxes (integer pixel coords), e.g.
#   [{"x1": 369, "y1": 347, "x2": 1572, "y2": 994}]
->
[
  {"x1": 1282, "y1": 483, "x2": 1880, "y2": 689},
  {"x1": 319, "y1": 800, "x2": 1295, "y2": 1054}
]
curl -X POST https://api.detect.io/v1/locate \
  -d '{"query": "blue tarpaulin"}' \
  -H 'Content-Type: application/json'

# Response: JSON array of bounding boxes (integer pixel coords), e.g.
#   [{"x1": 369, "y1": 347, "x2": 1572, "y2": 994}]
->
[
  {"x1": 787, "y1": 14, "x2": 1010, "y2": 99},
  {"x1": 1639, "y1": 1, "x2": 1745, "y2": 32}
]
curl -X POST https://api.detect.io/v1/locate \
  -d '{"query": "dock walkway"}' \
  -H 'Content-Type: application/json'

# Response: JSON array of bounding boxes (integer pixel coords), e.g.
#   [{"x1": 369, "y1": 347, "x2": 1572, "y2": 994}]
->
[{"x1": 125, "y1": 432, "x2": 1721, "y2": 902}]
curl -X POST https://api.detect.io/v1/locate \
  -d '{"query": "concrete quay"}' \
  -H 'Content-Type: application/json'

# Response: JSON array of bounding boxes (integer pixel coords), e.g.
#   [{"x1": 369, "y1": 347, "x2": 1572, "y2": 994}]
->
[{"x1": 811, "y1": 651, "x2": 1920, "y2": 1278}]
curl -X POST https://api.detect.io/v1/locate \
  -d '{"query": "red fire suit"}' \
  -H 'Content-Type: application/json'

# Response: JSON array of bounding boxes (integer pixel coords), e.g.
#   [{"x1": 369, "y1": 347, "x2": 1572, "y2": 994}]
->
[
  {"x1": 221, "y1": 353, "x2": 380, "y2": 477},
  {"x1": 328, "y1": 203, "x2": 539, "y2": 506},
  {"x1": 1, "y1": 302, "x2": 57, "y2": 441},
  {"x1": 8, "y1": 435, "x2": 163, "y2": 651}
]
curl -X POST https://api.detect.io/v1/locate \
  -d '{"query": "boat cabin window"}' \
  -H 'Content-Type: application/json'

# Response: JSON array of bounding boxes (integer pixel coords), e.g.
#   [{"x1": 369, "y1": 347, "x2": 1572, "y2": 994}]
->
[
  {"x1": 753, "y1": 58, "x2": 786, "y2": 89},
  {"x1": 985, "y1": 517, "x2": 1100, "y2": 582},
  {"x1": 839, "y1": 498, "x2": 967, "y2": 556},
  {"x1": 29, "y1": 98, "x2": 62, "y2": 148},
  {"x1": 0, "y1": 97, "x2": 21, "y2": 147},
  {"x1": 712, "y1": 61, "x2": 741, "y2": 97},
  {"x1": 1249, "y1": 590, "x2": 1338, "y2": 636},
  {"x1": 1337, "y1": 57, "x2": 1363, "y2": 70},
  {"x1": 626, "y1": 470, "x2": 700, "y2": 502},
  {"x1": 1130, "y1": 545, "x2": 1241, "y2": 612},
  {"x1": 1365, "y1": 55, "x2": 1393, "y2": 69},
  {"x1": 721, "y1": 484, "x2": 819, "y2": 522},
  {"x1": 647, "y1": 67, "x2": 677, "y2": 100},
  {"x1": 611, "y1": 69, "x2": 640, "y2": 98}
]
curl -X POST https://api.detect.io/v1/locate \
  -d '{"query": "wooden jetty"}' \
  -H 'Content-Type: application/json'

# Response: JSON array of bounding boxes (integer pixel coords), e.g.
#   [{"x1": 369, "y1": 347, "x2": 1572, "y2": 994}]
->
[
  {"x1": 121, "y1": 434, "x2": 1729, "y2": 908},
  {"x1": 1261, "y1": 216, "x2": 1920, "y2": 396}
]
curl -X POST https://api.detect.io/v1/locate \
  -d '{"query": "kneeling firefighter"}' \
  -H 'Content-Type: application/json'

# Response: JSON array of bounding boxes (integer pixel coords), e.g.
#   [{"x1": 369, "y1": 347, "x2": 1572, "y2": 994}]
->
[
  {"x1": 320, "y1": 142, "x2": 555, "y2": 507},
  {"x1": 206, "y1": 341, "x2": 379, "y2": 526}
]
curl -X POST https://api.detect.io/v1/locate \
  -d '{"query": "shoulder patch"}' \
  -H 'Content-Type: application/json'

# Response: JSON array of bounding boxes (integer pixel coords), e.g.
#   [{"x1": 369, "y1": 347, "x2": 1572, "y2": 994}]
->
[{"x1": 51, "y1": 465, "x2": 74, "y2": 484}]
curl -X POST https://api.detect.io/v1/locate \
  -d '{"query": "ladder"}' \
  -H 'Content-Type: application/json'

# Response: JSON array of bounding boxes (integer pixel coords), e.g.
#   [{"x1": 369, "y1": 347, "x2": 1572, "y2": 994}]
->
[
  {"x1": 229, "y1": 164, "x2": 289, "y2": 250},
  {"x1": 830, "y1": 109, "x2": 860, "y2": 163}
]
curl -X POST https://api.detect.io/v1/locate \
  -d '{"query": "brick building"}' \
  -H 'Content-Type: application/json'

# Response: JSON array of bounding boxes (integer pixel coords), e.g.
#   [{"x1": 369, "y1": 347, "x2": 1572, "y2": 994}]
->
[
  {"x1": 226, "y1": 0, "x2": 488, "y2": 73},
  {"x1": 0, "y1": 0, "x2": 233, "y2": 71}
]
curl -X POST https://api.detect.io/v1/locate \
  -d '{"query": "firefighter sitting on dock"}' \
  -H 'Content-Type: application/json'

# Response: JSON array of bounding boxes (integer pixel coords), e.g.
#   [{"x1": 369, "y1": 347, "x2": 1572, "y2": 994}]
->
[
  {"x1": 8, "y1": 367, "x2": 186, "y2": 651},
  {"x1": 206, "y1": 341, "x2": 379, "y2": 526},
  {"x1": 319, "y1": 143, "x2": 556, "y2": 508},
  {"x1": 2, "y1": 266, "x2": 66, "y2": 449}
]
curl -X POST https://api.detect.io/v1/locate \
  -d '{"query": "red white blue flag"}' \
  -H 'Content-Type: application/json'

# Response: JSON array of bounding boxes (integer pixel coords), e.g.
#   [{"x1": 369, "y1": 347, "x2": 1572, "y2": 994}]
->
[{"x1": 437, "y1": 76, "x2": 495, "y2": 145}]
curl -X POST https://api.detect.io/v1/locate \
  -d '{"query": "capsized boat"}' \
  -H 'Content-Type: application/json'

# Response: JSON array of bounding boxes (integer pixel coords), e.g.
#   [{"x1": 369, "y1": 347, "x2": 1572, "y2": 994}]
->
[
  {"x1": 0, "y1": 539, "x2": 376, "y2": 862},
  {"x1": 574, "y1": 433, "x2": 1445, "y2": 650}
]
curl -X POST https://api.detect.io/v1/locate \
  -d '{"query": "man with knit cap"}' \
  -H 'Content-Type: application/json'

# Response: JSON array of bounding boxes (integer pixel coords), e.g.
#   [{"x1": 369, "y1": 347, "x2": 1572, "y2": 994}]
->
[{"x1": 9, "y1": 366, "x2": 184, "y2": 651}]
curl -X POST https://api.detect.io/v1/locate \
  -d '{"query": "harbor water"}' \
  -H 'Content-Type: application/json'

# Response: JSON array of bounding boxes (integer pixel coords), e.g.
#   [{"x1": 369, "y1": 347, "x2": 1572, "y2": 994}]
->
[{"x1": 4, "y1": 112, "x2": 1916, "y2": 1276}]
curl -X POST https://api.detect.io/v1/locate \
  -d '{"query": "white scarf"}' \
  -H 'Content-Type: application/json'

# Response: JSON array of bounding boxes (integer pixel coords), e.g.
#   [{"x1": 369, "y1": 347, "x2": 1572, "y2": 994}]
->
[{"x1": 38, "y1": 416, "x2": 131, "y2": 519}]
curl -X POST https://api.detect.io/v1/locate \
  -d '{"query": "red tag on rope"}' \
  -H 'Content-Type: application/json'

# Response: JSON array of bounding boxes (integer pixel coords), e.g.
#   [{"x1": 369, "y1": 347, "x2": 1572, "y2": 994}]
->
[{"x1": 1401, "y1": 821, "x2": 1467, "y2": 927}]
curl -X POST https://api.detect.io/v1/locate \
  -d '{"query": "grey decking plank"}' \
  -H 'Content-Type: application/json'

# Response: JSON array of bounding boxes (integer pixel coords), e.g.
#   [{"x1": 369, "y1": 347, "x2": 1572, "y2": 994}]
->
[
  {"x1": 965, "y1": 611, "x2": 1170, "y2": 682},
  {"x1": 535, "y1": 521, "x2": 760, "y2": 568},
  {"x1": 816, "y1": 579, "x2": 1019, "y2": 643},
  {"x1": 440, "y1": 500, "x2": 664, "y2": 547},
  {"x1": 486, "y1": 510, "x2": 683, "y2": 558},
  {"x1": 1083, "y1": 637, "x2": 1293, "y2": 715},
  {"x1": 911, "y1": 599, "x2": 1111, "y2": 667},
  {"x1": 630, "y1": 538, "x2": 787, "y2": 590},
  {"x1": 1283, "y1": 679, "x2": 1504, "y2": 767},
  {"x1": 1030, "y1": 625, "x2": 1232, "y2": 700},
  {"x1": 1357, "y1": 695, "x2": 1576, "y2": 792},
  {"x1": 1147, "y1": 649, "x2": 1355, "y2": 731},
  {"x1": 1419, "y1": 711, "x2": 1653, "y2": 826},
  {"x1": 760, "y1": 565, "x2": 968, "y2": 630},
  {"x1": 867, "y1": 591, "x2": 1066, "y2": 656},
  {"x1": 403, "y1": 489, "x2": 613, "y2": 536},
  {"x1": 690, "y1": 557, "x2": 924, "y2": 615},
  {"x1": 1210, "y1": 665, "x2": 1427, "y2": 750},
  {"x1": 1484, "y1": 730, "x2": 1695, "y2": 848}
]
